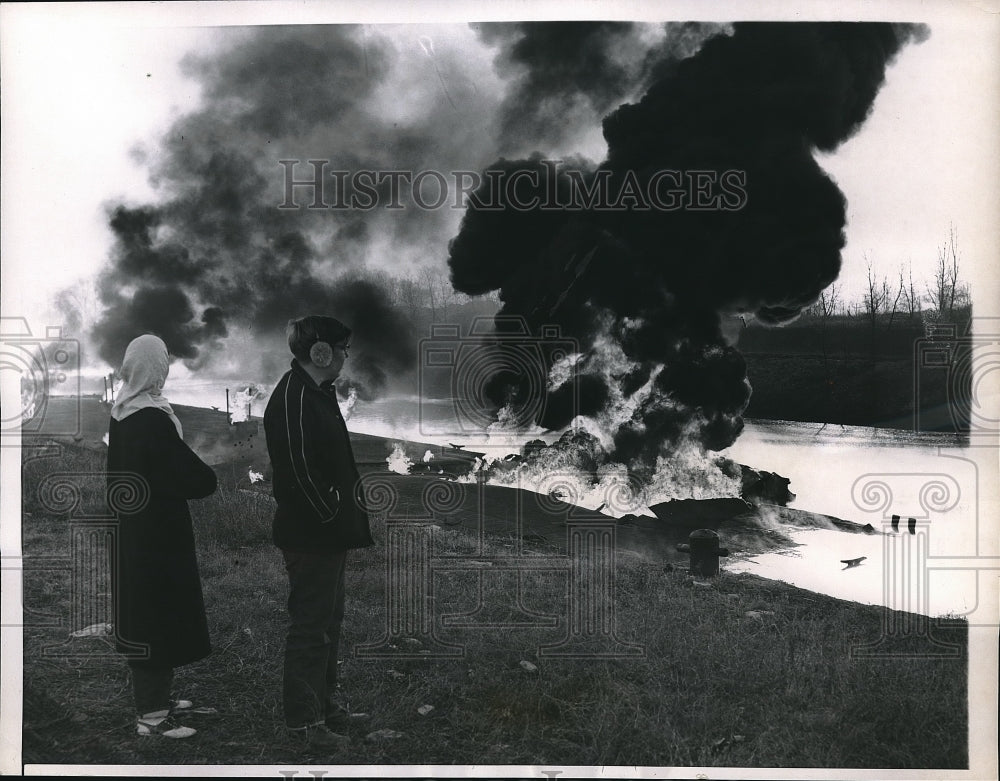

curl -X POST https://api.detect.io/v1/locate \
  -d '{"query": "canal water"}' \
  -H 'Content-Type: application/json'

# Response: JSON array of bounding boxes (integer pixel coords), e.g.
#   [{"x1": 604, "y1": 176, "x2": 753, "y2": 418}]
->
[{"x1": 156, "y1": 383, "x2": 1000, "y2": 620}]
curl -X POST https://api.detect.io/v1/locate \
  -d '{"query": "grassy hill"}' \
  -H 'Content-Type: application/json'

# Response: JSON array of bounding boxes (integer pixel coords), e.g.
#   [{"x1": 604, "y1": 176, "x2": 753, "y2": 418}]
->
[{"x1": 19, "y1": 443, "x2": 968, "y2": 769}]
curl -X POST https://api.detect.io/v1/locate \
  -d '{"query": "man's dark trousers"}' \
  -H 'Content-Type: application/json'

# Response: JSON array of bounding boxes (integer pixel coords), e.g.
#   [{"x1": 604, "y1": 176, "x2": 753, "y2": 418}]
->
[{"x1": 281, "y1": 548, "x2": 348, "y2": 728}]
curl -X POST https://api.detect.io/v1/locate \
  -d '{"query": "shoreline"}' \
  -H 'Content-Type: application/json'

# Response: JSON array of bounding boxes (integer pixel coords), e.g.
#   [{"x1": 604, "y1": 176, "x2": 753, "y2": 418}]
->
[
  {"x1": 42, "y1": 391, "x2": 969, "y2": 445},
  {"x1": 21, "y1": 395, "x2": 971, "y2": 618}
]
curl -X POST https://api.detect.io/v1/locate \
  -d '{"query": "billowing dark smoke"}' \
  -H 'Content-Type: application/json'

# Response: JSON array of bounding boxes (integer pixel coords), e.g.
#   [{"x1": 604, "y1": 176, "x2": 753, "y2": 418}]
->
[
  {"x1": 450, "y1": 22, "x2": 928, "y2": 480},
  {"x1": 475, "y1": 21, "x2": 730, "y2": 154},
  {"x1": 90, "y1": 25, "x2": 489, "y2": 394},
  {"x1": 476, "y1": 21, "x2": 639, "y2": 152}
]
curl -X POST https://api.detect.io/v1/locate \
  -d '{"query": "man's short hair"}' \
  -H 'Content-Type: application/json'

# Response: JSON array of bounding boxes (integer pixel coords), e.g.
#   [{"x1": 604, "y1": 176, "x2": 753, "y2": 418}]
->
[{"x1": 287, "y1": 315, "x2": 352, "y2": 363}]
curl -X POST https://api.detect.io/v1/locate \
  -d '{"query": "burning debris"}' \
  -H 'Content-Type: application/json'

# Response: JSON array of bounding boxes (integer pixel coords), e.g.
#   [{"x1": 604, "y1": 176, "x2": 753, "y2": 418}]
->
[
  {"x1": 228, "y1": 384, "x2": 268, "y2": 423},
  {"x1": 386, "y1": 442, "x2": 414, "y2": 475},
  {"x1": 340, "y1": 386, "x2": 359, "y2": 421},
  {"x1": 464, "y1": 427, "x2": 764, "y2": 516},
  {"x1": 449, "y1": 22, "x2": 928, "y2": 489}
]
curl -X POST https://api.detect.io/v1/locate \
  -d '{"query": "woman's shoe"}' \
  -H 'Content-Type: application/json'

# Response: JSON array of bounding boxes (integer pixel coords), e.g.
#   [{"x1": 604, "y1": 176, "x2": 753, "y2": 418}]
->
[{"x1": 136, "y1": 709, "x2": 196, "y2": 739}]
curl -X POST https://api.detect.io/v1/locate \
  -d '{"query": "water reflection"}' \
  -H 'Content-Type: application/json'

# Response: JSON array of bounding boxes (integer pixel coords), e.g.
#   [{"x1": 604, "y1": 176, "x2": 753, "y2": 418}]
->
[{"x1": 158, "y1": 386, "x2": 992, "y2": 618}]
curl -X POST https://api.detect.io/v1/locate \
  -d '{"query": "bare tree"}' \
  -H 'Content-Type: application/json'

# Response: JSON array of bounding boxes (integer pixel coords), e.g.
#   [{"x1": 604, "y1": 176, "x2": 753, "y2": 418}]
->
[
  {"x1": 899, "y1": 260, "x2": 922, "y2": 321},
  {"x1": 886, "y1": 267, "x2": 905, "y2": 331},
  {"x1": 804, "y1": 282, "x2": 838, "y2": 319},
  {"x1": 434, "y1": 269, "x2": 460, "y2": 317},
  {"x1": 926, "y1": 223, "x2": 963, "y2": 318},
  {"x1": 813, "y1": 281, "x2": 840, "y2": 362},
  {"x1": 394, "y1": 275, "x2": 424, "y2": 322},
  {"x1": 382, "y1": 265, "x2": 492, "y2": 327},
  {"x1": 418, "y1": 267, "x2": 440, "y2": 323},
  {"x1": 819, "y1": 282, "x2": 841, "y2": 318},
  {"x1": 863, "y1": 255, "x2": 889, "y2": 331}
]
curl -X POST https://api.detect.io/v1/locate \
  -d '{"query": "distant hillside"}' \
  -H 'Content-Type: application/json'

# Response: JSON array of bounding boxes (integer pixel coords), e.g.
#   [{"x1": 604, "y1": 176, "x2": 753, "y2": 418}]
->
[{"x1": 738, "y1": 307, "x2": 973, "y2": 431}]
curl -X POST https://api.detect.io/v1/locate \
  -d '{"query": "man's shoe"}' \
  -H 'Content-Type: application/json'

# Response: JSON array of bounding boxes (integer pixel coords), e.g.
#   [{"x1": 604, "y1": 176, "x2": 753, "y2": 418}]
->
[{"x1": 288, "y1": 723, "x2": 350, "y2": 750}]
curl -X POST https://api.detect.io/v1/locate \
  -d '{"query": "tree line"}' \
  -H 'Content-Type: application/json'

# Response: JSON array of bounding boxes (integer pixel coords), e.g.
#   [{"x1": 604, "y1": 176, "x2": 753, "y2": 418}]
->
[{"x1": 803, "y1": 223, "x2": 970, "y2": 330}]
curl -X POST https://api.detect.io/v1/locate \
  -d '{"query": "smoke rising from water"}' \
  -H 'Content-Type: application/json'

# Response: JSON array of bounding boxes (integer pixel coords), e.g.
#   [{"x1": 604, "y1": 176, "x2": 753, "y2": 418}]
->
[
  {"x1": 449, "y1": 22, "x2": 928, "y2": 481},
  {"x1": 78, "y1": 19, "x2": 928, "y2": 465}
]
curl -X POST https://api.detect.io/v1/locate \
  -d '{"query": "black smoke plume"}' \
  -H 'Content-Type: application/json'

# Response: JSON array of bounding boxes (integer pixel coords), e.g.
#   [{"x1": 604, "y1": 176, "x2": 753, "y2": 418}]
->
[
  {"x1": 450, "y1": 22, "x2": 928, "y2": 481},
  {"x1": 91, "y1": 25, "x2": 489, "y2": 393},
  {"x1": 474, "y1": 22, "x2": 731, "y2": 154}
]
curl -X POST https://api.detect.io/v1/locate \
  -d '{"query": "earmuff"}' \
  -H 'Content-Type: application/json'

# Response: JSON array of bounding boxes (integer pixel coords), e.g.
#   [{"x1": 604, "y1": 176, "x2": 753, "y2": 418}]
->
[{"x1": 309, "y1": 340, "x2": 334, "y2": 368}]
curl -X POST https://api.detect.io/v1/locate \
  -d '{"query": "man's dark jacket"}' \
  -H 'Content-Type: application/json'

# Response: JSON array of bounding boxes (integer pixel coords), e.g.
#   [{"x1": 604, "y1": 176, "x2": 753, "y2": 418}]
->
[{"x1": 264, "y1": 360, "x2": 373, "y2": 552}]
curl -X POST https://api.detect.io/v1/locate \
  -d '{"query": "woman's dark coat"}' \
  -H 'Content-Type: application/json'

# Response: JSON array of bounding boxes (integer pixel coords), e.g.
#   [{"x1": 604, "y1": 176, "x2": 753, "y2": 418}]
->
[{"x1": 107, "y1": 408, "x2": 217, "y2": 668}]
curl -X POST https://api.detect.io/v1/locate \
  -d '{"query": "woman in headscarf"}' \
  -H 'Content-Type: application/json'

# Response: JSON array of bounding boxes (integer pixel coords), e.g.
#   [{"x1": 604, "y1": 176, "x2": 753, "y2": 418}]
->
[{"x1": 107, "y1": 334, "x2": 217, "y2": 739}]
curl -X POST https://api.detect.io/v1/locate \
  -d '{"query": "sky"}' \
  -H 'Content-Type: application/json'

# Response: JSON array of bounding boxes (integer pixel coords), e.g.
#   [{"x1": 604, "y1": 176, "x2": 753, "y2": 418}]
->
[{"x1": 2, "y1": 1, "x2": 998, "y2": 375}]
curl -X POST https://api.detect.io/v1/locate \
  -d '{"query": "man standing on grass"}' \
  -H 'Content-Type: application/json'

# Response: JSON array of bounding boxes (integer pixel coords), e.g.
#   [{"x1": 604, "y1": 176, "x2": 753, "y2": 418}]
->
[{"x1": 264, "y1": 315, "x2": 374, "y2": 750}]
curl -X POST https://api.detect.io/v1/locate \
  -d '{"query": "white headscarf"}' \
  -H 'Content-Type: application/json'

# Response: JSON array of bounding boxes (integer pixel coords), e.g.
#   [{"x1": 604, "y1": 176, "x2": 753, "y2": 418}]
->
[{"x1": 110, "y1": 334, "x2": 183, "y2": 438}]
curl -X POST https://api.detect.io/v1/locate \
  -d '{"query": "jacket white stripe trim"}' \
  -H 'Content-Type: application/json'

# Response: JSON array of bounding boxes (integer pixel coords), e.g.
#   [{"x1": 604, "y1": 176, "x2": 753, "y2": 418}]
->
[
  {"x1": 283, "y1": 380, "x2": 334, "y2": 519},
  {"x1": 298, "y1": 386, "x2": 337, "y2": 520}
]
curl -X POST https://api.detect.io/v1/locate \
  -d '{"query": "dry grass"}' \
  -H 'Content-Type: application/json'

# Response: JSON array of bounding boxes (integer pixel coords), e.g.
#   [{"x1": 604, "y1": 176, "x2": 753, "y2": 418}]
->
[{"x1": 20, "y1": 443, "x2": 968, "y2": 769}]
